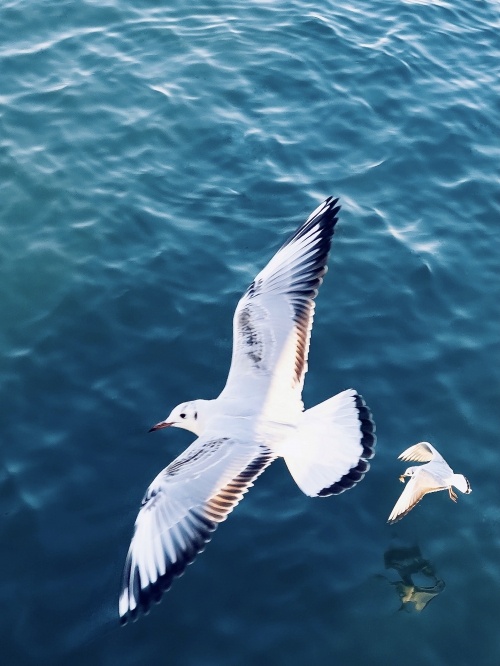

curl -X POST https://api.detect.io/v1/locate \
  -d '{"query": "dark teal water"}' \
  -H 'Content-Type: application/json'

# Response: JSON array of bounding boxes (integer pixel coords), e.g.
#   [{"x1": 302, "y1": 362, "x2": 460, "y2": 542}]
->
[{"x1": 1, "y1": 1, "x2": 499, "y2": 664}]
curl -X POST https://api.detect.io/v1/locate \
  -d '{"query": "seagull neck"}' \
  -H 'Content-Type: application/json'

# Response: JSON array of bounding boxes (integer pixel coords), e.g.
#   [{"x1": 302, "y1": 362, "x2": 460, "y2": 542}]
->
[{"x1": 192, "y1": 399, "x2": 218, "y2": 436}]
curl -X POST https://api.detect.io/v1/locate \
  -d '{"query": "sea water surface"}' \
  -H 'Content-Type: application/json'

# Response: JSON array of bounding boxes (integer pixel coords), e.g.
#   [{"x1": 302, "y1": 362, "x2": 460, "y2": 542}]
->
[{"x1": 0, "y1": 1, "x2": 499, "y2": 664}]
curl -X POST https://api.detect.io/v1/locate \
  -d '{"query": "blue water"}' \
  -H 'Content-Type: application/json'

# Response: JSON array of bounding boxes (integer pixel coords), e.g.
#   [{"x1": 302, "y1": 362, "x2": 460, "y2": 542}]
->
[{"x1": 1, "y1": 0, "x2": 499, "y2": 664}]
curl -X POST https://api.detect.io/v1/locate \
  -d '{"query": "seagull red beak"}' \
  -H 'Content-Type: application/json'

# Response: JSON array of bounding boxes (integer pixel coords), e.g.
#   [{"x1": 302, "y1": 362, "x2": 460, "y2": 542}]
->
[{"x1": 148, "y1": 421, "x2": 174, "y2": 433}]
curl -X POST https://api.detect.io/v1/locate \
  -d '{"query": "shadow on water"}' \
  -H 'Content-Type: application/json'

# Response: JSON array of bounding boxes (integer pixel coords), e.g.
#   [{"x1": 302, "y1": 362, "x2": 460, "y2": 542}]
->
[{"x1": 378, "y1": 542, "x2": 445, "y2": 613}]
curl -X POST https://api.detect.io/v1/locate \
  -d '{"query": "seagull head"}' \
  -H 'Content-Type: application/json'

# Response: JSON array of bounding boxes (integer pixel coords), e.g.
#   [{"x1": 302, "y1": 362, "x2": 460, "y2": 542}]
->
[
  {"x1": 399, "y1": 467, "x2": 417, "y2": 483},
  {"x1": 149, "y1": 400, "x2": 208, "y2": 437}
]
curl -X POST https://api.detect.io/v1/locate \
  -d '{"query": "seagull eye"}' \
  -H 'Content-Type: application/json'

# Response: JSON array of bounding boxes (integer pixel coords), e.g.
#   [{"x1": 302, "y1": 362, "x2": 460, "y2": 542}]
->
[
  {"x1": 194, "y1": 412, "x2": 197, "y2": 420},
  {"x1": 180, "y1": 413, "x2": 186, "y2": 419}
]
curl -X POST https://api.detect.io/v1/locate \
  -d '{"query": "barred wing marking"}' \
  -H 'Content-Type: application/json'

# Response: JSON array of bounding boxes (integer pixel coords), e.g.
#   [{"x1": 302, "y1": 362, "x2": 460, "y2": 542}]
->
[
  {"x1": 387, "y1": 469, "x2": 446, "y2": 524},
  {"x1": 222, "y1": 198, "x2": 340, "y2": 414},
  {"x1": 119, "y1": 436, "x2": 274, "y2": 623}
]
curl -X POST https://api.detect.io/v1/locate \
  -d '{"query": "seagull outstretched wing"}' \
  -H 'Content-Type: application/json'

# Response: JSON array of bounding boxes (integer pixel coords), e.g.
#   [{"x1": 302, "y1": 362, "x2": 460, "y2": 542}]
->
[
  {"x1": 398, "y1": 442, "x2": 444, "y2": 463},
  {"x1": 220, "y1": 197, "x2": 340, "y2": 419},
  {"x1": 388, "y1": 469, "x2": 447, "y2": 524},
  {"x1": 119, "y1": 433, "x2": 274, "y2": 622}
]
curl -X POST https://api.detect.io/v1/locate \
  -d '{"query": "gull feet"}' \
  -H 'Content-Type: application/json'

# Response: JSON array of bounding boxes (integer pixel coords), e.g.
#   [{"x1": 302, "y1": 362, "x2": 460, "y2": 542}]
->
[{"x1": 448, "y1": 487, "x2": 458, "y2": 503}]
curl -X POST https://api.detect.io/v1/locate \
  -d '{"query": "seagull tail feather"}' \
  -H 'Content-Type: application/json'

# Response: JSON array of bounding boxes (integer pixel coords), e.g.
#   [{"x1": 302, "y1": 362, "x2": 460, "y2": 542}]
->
[
  {"x1": 451, "y1": 474, "x2": 471, "y2": 494},
  {"x1": 282, "y1": 389, "x2": 376, "y2": 497}
]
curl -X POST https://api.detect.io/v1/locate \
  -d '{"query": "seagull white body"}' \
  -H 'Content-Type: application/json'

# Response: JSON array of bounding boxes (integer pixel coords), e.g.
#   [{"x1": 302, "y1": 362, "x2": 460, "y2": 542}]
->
[
  {"x1": 388, "y1": 442, "x2": 471, "y2": 524},
  {"x1": 119, "y1": 197, "x2": 376, "y2": 622}
]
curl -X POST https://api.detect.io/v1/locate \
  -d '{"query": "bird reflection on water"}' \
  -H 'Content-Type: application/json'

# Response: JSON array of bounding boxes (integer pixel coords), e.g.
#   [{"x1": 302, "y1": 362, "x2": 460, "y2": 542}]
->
[
  {"x1": 384, "y1": 543, "x2": 436, "y2": 585},
  {"x1": 390, "y1": 579, "x2": 445, "y2": 612},
  {"x1": 382, "y1": 543, "x2": 445, "y2": 612}
]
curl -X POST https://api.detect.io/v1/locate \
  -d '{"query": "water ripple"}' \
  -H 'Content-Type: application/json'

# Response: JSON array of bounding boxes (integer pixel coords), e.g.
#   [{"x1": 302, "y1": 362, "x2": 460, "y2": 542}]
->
[{"x1": 0, "y1": 0, "x2": 499, "y2": 664}]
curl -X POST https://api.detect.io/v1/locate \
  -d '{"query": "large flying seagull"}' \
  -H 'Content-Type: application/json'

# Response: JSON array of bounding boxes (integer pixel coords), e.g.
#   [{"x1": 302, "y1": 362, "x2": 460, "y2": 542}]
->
[{"x1": 119, "y1": 197, "x2": 376, "y2": 622}]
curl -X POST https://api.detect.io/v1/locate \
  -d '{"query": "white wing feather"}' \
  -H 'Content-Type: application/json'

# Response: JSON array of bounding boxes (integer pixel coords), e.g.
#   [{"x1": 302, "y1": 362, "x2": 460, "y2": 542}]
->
[{"x1": 398, "y1": 442, "x2": 444, "y2": 463}]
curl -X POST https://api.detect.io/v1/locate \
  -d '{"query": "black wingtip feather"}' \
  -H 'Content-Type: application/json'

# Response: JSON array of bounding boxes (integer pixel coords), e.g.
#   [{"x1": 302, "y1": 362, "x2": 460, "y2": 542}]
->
[
  {"x1": 119, "y1": 516, "x2": 215, "y2": 625},
  {"x1": 279, "y1": 197, "x2": 341, "y2": 346},
  {"x1": 282, "y1": 196, "x2": 341, "y2": 251},
  {"x1": 244, "y1": 196, "x2": 340, "y2": 320}
]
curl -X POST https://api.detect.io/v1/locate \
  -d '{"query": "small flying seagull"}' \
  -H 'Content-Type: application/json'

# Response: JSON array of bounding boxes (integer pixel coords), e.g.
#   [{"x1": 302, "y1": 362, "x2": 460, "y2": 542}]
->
[
  {"x1": 119, "y1": 197, "x2": 376, "y2": 623},
  {"x1": 388, "y1": 442, "x2": 471, "y2": 524}
]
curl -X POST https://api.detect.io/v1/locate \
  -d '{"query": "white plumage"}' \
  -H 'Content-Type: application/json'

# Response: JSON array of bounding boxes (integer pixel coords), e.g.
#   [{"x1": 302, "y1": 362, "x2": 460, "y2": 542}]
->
[
  {"x1": 388, "y1": 442, "x2": 471, "y2": 524},
  {"x1": 119, "y1": 197, "x2": 376, "y2": 622}
]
